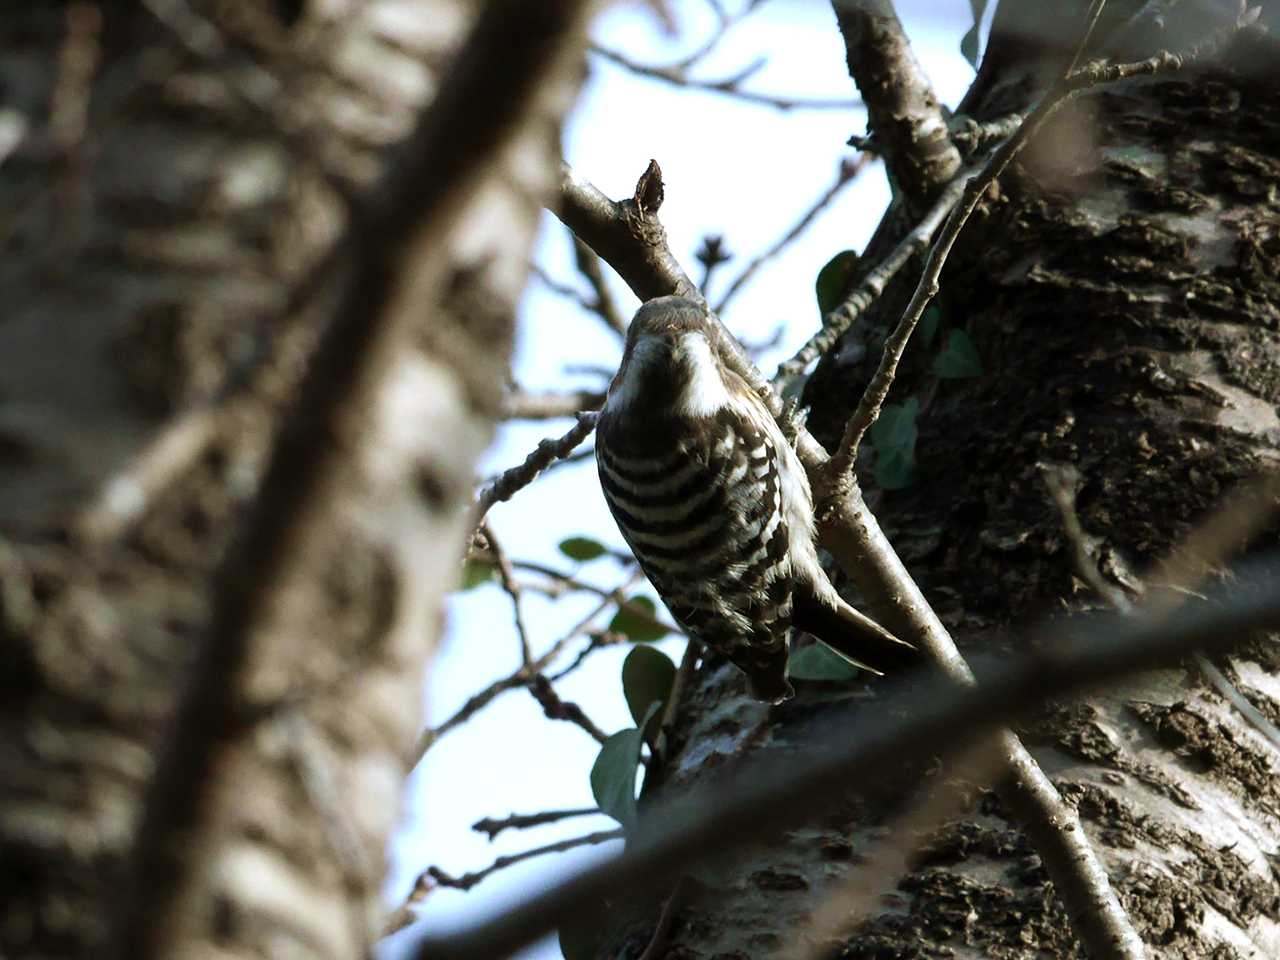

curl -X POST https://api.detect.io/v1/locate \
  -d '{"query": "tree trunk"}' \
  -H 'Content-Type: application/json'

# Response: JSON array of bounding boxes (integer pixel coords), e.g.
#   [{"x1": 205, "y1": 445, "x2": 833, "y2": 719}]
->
[
  {"x1": 614, "y1": 12, "x2": 1280, "y2": 960},
  {"x1": 0, "y1": 3, "x2": 578, "y2": 957}
]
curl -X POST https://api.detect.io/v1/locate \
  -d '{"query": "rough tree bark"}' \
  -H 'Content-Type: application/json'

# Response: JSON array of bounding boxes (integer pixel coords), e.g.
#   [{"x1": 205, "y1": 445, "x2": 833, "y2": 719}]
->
[
  {"x1": 603, "y1": 4, "x2": 1280, "y2": 959},
  {"x1": 0, "y1": 2, "x2": 582, "y2": 958}
]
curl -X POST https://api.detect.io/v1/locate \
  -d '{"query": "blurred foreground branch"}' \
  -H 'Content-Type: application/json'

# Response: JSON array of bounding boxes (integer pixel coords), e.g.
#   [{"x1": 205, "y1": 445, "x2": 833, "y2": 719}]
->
[{"x1": 409, "y1": 550, "x2": 1280, "y2": 959}]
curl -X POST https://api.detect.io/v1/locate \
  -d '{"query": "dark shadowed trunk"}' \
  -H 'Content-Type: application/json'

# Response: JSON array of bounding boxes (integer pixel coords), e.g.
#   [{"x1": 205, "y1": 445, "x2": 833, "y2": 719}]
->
[{"x1": 605, "y1": 7, "x2": 1280, "y2": 959}]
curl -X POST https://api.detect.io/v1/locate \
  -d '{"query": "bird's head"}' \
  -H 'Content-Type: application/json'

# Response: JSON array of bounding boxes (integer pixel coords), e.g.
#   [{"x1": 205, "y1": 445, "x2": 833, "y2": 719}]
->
[{"x1": 605, "y1": 296, "x2": 734, "y2": 419}]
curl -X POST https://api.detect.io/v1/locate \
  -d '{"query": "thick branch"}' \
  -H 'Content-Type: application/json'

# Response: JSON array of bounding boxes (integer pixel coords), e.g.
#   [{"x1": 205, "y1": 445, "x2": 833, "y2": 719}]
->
[
  {"x1": 554, "y1": 161, "x2": 698, "y2": 301},
  {"x1": 830, "y1": 0, "x2": 961, "y2": 209}
]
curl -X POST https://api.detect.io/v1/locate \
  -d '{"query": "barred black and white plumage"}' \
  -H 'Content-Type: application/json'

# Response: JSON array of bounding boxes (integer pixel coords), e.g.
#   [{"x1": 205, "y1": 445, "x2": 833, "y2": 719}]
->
[{"x1": 596, "y1": 296, "x2": 916, "y2": 703}]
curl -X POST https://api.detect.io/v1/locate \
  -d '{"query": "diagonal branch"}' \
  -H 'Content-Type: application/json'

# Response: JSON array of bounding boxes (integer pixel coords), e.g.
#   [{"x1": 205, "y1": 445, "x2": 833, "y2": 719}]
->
[
  {"x1": 713, "y1": 154, "x2": 869, "y2": 315},
  {"x1": 475, "y1": 412, "x2": 597, "y2": 522},
  {"x1": 407, "y1": 549, "x2": 1280, "y2": 960},
  {"x1": 774, "y1": 169, "x2": 970, "y2": 384}
]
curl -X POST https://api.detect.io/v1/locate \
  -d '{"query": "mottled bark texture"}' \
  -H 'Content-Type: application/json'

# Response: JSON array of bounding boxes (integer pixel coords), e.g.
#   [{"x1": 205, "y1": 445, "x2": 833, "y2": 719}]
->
[
  {"x1": 605, "y1": 17, "x2": 1280, "y2": 960},
  {"x1": 0, "y1": 2, "x2": 576, "y2": 958}
]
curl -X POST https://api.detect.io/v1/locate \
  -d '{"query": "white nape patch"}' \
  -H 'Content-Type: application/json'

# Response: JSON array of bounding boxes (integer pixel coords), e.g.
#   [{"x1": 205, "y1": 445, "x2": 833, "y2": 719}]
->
[
  {"x1": 605, "y1": 334, "x2": 665, "y2": 414},
  {"x1": 675, "y1": 332, "x2": 731, "y2": 417}
]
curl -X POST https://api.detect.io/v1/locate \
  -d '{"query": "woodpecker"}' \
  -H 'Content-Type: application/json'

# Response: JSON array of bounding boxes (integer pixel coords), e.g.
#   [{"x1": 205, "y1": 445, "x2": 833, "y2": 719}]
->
[{"x1": 595, "y1": 296, "x2": 916, "y2": 703}]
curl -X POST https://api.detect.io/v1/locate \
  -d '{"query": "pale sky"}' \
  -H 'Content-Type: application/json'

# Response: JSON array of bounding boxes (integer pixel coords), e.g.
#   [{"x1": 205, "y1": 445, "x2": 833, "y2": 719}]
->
[{"x1": 382, "y1": 3, "x2": 983, "y2": 958}]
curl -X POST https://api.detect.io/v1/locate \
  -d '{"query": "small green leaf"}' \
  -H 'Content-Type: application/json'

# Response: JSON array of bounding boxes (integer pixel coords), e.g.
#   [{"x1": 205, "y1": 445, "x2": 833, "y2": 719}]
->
[
  {"x1": 559, "y1": 536, "x2": 608, "y2": 562},
  {"x1": 815, "y1": 250, "x2": 859, "y2": 316},
  {"x1": 609, "y1": 595, "x2": 669, "y2": 643},
  {"x1": 458, "y1": 560, "x2": 496, "y2": 591},
  {"x1": 868, "y1": 397, "x2": 919, "y2": 491},
  {"x1": 622, "y1": 646, "x2": 677, "y2": 746},
  {"x1": 919, "y1": 305, "x2": 942, "y2": 348},
  {"x1": 932, "y1": 329, "x2": 984, "y2": 379},
  {"x1": 788, "y1": 643, "x2": 862, "y2": 681},
  {"x1": 590, "y1": 702, "x2": 662, "y2": 828}
]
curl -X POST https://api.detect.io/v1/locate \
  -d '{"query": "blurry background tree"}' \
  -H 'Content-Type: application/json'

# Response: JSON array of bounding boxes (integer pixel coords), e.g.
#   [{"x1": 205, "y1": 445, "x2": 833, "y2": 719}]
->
[{"x1": 1, "y1": 2, "x2": 1279, "y2": 960}]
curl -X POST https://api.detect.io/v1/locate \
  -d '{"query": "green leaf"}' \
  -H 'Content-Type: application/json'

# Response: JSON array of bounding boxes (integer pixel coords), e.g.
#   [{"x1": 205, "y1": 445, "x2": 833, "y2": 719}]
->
[
  {"x1": 788, "y1": 643, "x2": 862, "y2": 681},
  {"x1": 815, "y1": 250, "x2": 859, "y2": 316},
  {"x1": 960, "y1": 0, "x2": 990, "y2": 68},
  {"x1": 868, "y1": 397, "x2": 919, "y2": 491},
  {"x1": 622, "y1": 646, "x2": 677, "y2": 746},
  {"x1": 458, "y1": 560, "x2": 496, "y2": 591},
  {"x1": 932, "y1": 329, "x2": 984, "y2": 379},
  {"x1": 558, "y1": 536, "x2": 608, "y2": 562},
  {"x1": 919, "y1": 305, "x2": 942, "y2": 348},
  {"x1": 590, "y1": 702, "x2": 662, "y2": 828},
  {"x1": 608, "y1": 595, "x2": 669, "y2": 643}
]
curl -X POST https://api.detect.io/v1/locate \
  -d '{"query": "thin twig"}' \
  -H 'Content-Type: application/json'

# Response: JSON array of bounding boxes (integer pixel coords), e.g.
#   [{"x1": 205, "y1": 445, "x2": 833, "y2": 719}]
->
[
  {"x1": 573, "y1": 235, "x2": 628, "y2": 335},
  {"x1": 590, "y1": 43, "x2": 858, "y2": 112},
  {"x1": 473, "y1": 806, "x2": 601, "y2": 840},
  {"x1": 411, "y1": 571, "x2": 645, "y2": 765},
  {"x1": 482, "y1": 522, "x2": 534, "y2": 665},
  {"x1": 713, "y1": 155, "x2": 868, "y2": 314},
  {"x1": 544, "y1": 631, "x2": 625, "y2": 683},
  {"x1": 475, "y1": 413, "x2": 597, "y2": 521},
  {"x1": 774, "y1": 170, "x2": 970, "y2": 384},
  {"x1": 529, "y1": 673, "x2": 610, "y2": 744},
  {"x1": 696, "y1": 234, "x2": 733, "y2": 294},
  {"x1": 407, "y1": 549, "x2": 1280, "y2": 960},
  {"x1": 418, "y1": 829, "x2": 624, "y2": 894},
  {"x1": 503, "y1": 558, "x2": 681, "y2": 635}
]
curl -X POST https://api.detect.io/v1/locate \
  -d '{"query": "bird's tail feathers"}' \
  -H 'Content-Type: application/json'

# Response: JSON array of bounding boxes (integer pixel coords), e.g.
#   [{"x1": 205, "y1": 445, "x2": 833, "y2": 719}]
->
[{"x1": 791, "y1": 591, "x2": 918, "y2": 676}]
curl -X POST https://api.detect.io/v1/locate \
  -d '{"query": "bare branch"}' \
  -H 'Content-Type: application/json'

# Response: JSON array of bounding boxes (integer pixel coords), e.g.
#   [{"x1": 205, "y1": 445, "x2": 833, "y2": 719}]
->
[
  {"x1": 475, "y1": 413, "x2": 597, "y2": 521},
  {"x1": 774, "y1": 169, "x2": 969, "y2": 384},
  {"x1": 473, "y1": 807, "x2": 601, "y2": 841},
  {"x1": 528, "y1": 673, "x2": 610, "y2": 744},
  {"x1": 408, "y1": 549, "x2": 1280, "y2": 960},
  {"x1": 590, "y1": 42, "x2": 859, "y2": 112},
  {"x1": 830, "y1": 0, "x2": 961, "y2": 209},
  {"x1": 573, "y1": 235, "x2": 628, "y2": 335},
  {"x1": 714, "y1": 155, "x2": 869, "y2": 315},
  {"x1": 419, "y1": 828, "x2": 623, "y2": 893},
  {"x1": 482, "y1": 522, "x2": 534, "y2": 665},
  {"x1": 411, "y1": 570, "x2": 645, "y2": 765}
]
